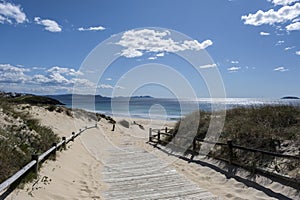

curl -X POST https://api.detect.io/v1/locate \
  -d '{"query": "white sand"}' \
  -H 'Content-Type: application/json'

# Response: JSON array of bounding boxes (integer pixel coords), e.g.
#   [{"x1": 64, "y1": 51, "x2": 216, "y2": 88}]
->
[{"x1": 6, "y1": 107, "x2": 300, "y2": 200}]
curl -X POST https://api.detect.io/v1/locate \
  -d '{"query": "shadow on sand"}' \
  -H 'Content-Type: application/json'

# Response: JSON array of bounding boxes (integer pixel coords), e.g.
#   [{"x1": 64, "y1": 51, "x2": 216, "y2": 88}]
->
[{"x1": 149, "y1": 142, "x2": 298, "y2": 200}]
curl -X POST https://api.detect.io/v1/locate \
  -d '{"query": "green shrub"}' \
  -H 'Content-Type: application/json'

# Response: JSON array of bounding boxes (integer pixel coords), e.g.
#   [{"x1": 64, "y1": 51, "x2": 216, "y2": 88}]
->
[
  {"x1": 169, "y1": 105, "x2": 300, "y2": 176},
  {"x1": 0, "y1": 99, "x2": 59, "y2": 183}
]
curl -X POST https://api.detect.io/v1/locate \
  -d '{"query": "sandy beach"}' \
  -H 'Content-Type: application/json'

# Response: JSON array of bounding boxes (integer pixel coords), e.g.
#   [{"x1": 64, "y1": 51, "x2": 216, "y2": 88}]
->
[{"x1": 5, "y1": 106, "x2": 300, "y2": 200}]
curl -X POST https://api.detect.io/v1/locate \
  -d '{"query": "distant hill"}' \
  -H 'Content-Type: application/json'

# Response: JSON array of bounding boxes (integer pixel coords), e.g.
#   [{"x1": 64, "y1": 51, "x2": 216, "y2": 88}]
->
[
  {"x1": 47, "y1": 94, "x2": 153, "y2": 102},
  {"x1": 0, "y1": 92, "x2": 63, "y2": 105},
  {"x1": 281, "y1": 96, "x2": 300, "y2": 99}
]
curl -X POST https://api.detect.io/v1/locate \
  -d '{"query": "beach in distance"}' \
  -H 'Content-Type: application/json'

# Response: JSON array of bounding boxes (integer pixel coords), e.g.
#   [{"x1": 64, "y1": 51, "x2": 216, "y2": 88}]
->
[{"x1": 49, "y1": 94, "x2": 300, "y2": 121}]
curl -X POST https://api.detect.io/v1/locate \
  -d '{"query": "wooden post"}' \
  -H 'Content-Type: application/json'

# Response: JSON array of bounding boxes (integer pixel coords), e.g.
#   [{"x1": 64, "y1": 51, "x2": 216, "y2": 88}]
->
[
  {"x1": 165, "y1": 127, "x2": 168, "y2": 134},
  {"x1": 52, "y1": 143, "x2": 57, "y2": 160},
  {"x1": 158, "y1": 130, "x2": 161, "y2": 143},
  {"x1": 62, "y1": 137, "x2": 66, "y2": 150},
  {"x1": 111, "y1": 124, "x2": 115, "y2": 131},
  {"x1": 193, "y1": 138, "x2": 196, "y2": 152},
  {"x1": 71, "y1": 132, "x2": 75, "y2": 141},
  {"x1": 149, "y1": 128, "x2": 152, "y2": 142},
  {"x1": 227, "y1": 140, "x2": 233, "y2": 164},
  {"x1": 31, "y1": 154, "x2": 39, "y2": 176}
]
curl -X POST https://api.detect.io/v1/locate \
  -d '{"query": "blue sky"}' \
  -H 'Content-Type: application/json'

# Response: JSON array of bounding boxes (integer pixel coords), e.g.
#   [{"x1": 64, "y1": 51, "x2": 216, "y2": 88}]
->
[{"x1": 0, "y1": 0, "x2": 299, "y2": 98}]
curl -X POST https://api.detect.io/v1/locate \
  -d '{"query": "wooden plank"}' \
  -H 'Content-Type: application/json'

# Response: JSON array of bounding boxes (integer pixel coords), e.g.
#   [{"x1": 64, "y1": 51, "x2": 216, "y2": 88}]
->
[
  {"x1": 0, "y1": 160, "x2": 36, "y2": 193},
  {"x1": 38, "y1": 146, "x2": 56, "y2": 162},
  {"x1": 103, "y1": 146, "x2": 217, "y2": 199}
]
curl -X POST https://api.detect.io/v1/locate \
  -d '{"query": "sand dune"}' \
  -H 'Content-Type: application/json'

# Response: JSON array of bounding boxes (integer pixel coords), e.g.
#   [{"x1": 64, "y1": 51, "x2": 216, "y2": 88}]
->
[{"x1": 6, "y1": 107, "x2": 300, "y2": 199}]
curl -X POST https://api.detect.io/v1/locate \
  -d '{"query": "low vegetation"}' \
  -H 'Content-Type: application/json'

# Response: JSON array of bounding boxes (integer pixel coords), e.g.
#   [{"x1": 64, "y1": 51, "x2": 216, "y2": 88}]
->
[
  {"x1": 169, "y1": 105, "x2": 300, "y2": 179},
  {"x1": 0, "y1": 92, "x2": 116, "y2": 185},
  {"x1": 0, "y1": 94, "x2": 60, "y2": 183}
]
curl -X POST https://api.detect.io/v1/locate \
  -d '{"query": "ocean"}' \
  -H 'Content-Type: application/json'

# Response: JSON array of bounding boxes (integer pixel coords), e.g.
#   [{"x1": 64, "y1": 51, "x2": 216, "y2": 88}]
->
[{"x1": 51, "y1": 95, "x2": 300, "y2": 121}]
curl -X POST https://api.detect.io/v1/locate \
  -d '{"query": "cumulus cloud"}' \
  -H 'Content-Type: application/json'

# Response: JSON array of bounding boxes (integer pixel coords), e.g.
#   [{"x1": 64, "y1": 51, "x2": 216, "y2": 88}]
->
[
  {"x1": 98, "y1": 84, "x2": 124, "y2": 89},
  {"x1": 227, "y1": 66, "x2": 241, "y2": 72},
  {"x1": 198, "y1": 63, "x2": 217, "y2": 69},
  {"x1": 47, "y1": 66, "x2": 83, "y2": 76},
  {"x1": 260, "y1": 31, "x2": 271, "y2": 35},
  {"x1": 148, "y1": 56, "x2": 157, "y2": 60},
  {"x1": 296, "y1": 51, "x2": 300, "y2": 55},
  {"x1": 105, "y1": 78, "x2": 112, "y2": 81},
  {"x1": 268, "y1": 0, "x2": 299, "y2": 6},
  {"x1": 273, "y1": 66, "x2": 289, "y2": 71},
  {"x1": 0, "y1": 2, "x2": 27, "y2": 24},
  {"x1": 286, "y1": 21, "x2": 300, "y2": 30},
  {"x1": 0, "y1": 64, "x2": 104, "y2": 94},
  {"x1": 34, "y1": 17, "x2": 62, "y2": 32},
  {"x1": 116, "y1": 29, "x2": 213, "y2": 58},
  {"x1": 241, "y1": 3, "x2": 300, "y2": 26},
  {"x1": 276, "y1": 40, "x2": 285, "y2": 45},
  {"x1": 156, "y1": 52, "x2": 165, "y2": 57},
  {"x1": 0, "y1": 64, "x2": 29, "y2": 83},
  {"x1": 284, "y1": 46, "x2": 295, "y2": 50},
  {"x1": 78, "y1": 25, "x2": 106, "y2": 31},
  {"x1": 230, "y1": 60, "x2": 239, "y2": 64}
]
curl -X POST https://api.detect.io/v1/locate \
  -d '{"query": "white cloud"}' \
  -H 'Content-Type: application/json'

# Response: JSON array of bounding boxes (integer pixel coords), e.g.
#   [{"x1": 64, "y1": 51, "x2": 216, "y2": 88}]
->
[
  {"x1": 241, "y1": 3, "x2": 300, "y2": 26},
  {"x1": 230, "y1": 60, "x2": 239, "y2": 64},
  {"x1": 227, "y1": 66, "x2": 241, "y2": 72},
  {"x1": 0, "y1": 64, "x2": 29, "y2": 83},
  {"x1": 31, "y1": 74, "x2": 51, "y2": 84},
  {"x1": 284, "y1": 46, "x2": 295, "y2": 50},
  {"x1": 148, "y1": 56, "x2": 157, "y2": 60},
  {"x1": 156, "y1": 52, "x2": 165, "y2": 57},
  {"x1": 105, "y1": 78, "x2": 112, "y2": 81},
  {"x1": 115, "y1": 85, "x2": 124, "y2": 89},
  {"x1": 47, "y1": 66, "x2": 83, "y2": 76},
  {"x1": 286, "y1": 21, "x2": 300, "y2": 30},
  {"x1": 34, "y1": 17, "x2": 62, "y2": 32},
  {"x1": 268, "y1": 0, "x2": 299, "y2": 6},
  {"x1": 276, "y1": 40, "x2": 285, "y2": 45},
  {"x1": 260, "y1": 31, "x2": 271, "y2": 35},
  {"x1": 0, "y1": 2, "x2": 27, "y2": 24},
  {"x1": 116, "y1": 29, "x2": 213, "y2": 58},
  {"x1": 78, "y1": 25, "x2": 106, "y2": 31},
  {"x1": 292, "y1": 18, "x2": 300, "y2": 22},
  {"x1": 32, "y1": 66, "x2": 83, "y2": 85},
  {"x1": 98, "y1": 84, "x2": 113, "y2": 89},
  {"x1": 0, "y1": 64, "x2": 96, "y2": 94},
  {"x1": 98, "y1": 84, "x2": 124, "y2": 90},
  {"x1": 198, "y1": 63, "x2": 217, "y2": 69},
  {"x1": 296, "y1": 51, "x2": 300, "y2": 55},
  {"x1": 273, "y1": 66, "x2": 289, "y2": 71}
]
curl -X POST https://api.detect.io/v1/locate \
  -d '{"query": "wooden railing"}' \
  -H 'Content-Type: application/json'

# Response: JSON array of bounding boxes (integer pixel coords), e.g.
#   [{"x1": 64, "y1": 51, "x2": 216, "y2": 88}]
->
[
  {"x1": 0, "y1": 124, "x2": 97, "y2": 196},
  {"x1": 149, "y1": 127, "x2": 300, "y2": 188}
]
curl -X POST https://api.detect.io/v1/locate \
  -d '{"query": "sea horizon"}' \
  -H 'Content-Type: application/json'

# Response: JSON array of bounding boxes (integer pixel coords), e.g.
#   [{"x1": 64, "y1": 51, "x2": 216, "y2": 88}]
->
[{"x1": 49, "y1": 95, "x2": 300, "y2": 121}]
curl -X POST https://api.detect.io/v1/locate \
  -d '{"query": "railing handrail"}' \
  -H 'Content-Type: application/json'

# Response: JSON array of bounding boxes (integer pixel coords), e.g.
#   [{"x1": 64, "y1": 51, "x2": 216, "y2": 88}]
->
[
  {"x1": 0, "y1": 124, "x2": 97, "y2": 194},
  {"x1": 148, "y1": 127, "x2": 300, "y2": 189},
  {"x1": 149, "y1": 127, "x2": 300, "y2": 160}
]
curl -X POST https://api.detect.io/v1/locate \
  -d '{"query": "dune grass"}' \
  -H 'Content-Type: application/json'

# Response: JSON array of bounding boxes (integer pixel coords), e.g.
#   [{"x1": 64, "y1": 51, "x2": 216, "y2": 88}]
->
[
  {"x1": 0, "y1": 97, "x2": 59, "y2": 183},
  {"x1": 169, "y1": 105, "x2": 300, "y2": 178}
]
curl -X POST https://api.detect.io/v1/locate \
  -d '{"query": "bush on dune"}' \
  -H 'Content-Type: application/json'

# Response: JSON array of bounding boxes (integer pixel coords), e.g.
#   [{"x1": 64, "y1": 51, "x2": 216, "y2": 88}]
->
[
  {"x1": 0, "y1": 98, "x2": 59, "y2": 183},
  {"x1": 169, "y1": 105, "x2": 300, "y2": 177}
]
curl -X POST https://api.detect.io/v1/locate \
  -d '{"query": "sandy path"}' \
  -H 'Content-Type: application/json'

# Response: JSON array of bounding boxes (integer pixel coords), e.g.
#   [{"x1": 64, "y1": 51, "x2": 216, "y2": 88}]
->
[{"x1": 81, "y1": 124, "x2": 218, "y2": 199}]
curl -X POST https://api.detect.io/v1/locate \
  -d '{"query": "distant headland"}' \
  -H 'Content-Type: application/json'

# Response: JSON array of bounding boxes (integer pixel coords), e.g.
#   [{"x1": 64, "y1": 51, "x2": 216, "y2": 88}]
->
[{"x1": 281, "y1": 96, "x2": 300, "y2": 99}]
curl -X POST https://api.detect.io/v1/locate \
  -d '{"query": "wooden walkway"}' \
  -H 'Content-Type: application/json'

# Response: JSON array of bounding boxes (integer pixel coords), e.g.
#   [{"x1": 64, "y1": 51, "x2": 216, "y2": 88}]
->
[{"x1": 102, "y1": 146, "x2": 219, "y2": 200}]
